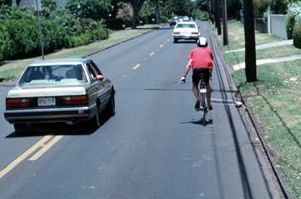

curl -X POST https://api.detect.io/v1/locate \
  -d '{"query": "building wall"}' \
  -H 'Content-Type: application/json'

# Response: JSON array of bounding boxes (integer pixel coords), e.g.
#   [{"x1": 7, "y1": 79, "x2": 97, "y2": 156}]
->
[{"x1": 268, "y1": 14, "x2": 288, "y2": 40}]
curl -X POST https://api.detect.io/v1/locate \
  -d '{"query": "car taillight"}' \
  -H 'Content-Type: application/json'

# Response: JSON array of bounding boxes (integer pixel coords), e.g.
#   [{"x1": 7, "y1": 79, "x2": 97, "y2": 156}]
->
[
  {"x1": 173, "y1": 32, "x2": 180, "y2": 34},
  {"x1": 6, "y1": 98, "x2": 30, "y2": 108},
  {"x1": 62, "y1": 95, "x2": 88, "y2": 105},
  {"x1": 191, "y1": 32, "x2": 198, "y2": 35}
]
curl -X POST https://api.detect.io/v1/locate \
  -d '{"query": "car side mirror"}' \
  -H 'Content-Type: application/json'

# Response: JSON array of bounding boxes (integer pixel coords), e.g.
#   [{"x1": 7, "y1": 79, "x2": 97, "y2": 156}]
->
[{"x1": 96, "y1": 75, "x2": 104, "y2": 81}]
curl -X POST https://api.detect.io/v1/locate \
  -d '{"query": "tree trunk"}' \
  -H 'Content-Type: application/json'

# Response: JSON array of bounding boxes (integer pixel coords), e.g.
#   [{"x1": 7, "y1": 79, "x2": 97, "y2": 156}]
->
[
  {"x1": 243, "y1": 0, "x2": 257, "y2": 82},
  {"x1": 130, "y1": 0, "x2": 145, "y2": 29},
  {"x1": 155, "y1": 0, "x2": 160, "y2": 24},
  {"x1": 222, "y1": 0, "x2": 228, "y2": 46},
  {"x1": 214, "y1": 0, "x2": 221, "y2": 35}
]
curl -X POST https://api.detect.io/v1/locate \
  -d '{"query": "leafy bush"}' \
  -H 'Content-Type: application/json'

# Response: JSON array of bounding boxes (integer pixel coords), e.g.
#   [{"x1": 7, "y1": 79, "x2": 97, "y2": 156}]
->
[
  {"x1": 192, "y1": 9, "x2": 209, "y2": 21},
  {"x1": 271, "y1": 0, "x2": 289, "y2": 14},
  {"x1": 66, "y1": 0, "x2": 112, "y2": 21},
  {"x1": 0, "y1": 22, "x2": 11, "y2": 62},
  {"x1": 106, "y1": 18, "x2": 125, "y2": 30},
  {"x1": 287, "y1": 2, "x2": 301, "y2": 39},
  {"x1": 293, "y1": 19, "x2": 301, "y2": 48},
  {"x1": 69, "y1": 26, "x2": 109, "y2": 47},
  {"x1": 41, "y1": 18, "x2": 69, "y2": 51},
  {"x1": 5, "y1": 19, "x2": 39, "y2": 58}
]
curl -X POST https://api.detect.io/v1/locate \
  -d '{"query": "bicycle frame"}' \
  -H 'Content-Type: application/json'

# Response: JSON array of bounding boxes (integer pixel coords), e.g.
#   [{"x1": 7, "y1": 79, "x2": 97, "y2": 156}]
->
[{"x1": 198, "y1": 74, "x2": 208, "y2": 124}]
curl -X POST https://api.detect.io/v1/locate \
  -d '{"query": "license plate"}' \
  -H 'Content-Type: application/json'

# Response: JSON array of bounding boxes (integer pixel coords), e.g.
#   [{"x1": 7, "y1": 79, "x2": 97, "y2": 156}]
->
[{"x1": 38, "y1": 97, "x2": 56, "y2": 106}]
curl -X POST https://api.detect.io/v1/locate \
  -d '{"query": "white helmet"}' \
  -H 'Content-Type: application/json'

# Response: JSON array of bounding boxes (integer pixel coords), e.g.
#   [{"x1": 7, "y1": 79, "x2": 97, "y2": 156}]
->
[{"x1": 197, "y1": 37, "x2": 208, "y2": 47}]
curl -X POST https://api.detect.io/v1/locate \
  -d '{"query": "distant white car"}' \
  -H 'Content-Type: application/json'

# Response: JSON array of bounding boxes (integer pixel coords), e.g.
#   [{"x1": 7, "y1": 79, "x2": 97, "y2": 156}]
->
[{"x1": 172, "y1": 21, "x2": 200, "y2": 43}]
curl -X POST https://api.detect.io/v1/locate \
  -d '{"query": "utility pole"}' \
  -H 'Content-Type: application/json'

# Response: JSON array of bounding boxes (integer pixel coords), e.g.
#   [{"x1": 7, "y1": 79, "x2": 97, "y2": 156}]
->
[
  {"x1": 155, "y1": 0, "x2": 160, "y2": 24},
  {"x1": 222, "y1": 0, "x2": 228, "y2": 45},
  {"x1": 214, "y1": 0, "x2": 221, "y2": 35},
  {"x1": 210, "y1": 0, "x2": 215, "y2": 24},
  {"x1": 243, "y1": 0, "x2": 257, "y2": 82}
]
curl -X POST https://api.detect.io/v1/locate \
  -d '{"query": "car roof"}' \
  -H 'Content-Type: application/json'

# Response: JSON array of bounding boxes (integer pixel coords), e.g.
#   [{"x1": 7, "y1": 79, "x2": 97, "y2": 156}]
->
[
  {"x1": 29, "y1": 58, "x2": 90, "y2": 66},
  {"x1": 176, "y1": 21, "x2": 196, "y2": 25}
]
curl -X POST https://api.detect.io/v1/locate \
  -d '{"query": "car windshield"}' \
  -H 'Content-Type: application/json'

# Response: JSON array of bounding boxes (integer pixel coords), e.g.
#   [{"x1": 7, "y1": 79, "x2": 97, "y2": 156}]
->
[
  {"x1": 18, "y1": 64, "x2": 88, "y2": 85},
  {"x1": 176, "y1": 23, "x2": 196, "y2": 28}
]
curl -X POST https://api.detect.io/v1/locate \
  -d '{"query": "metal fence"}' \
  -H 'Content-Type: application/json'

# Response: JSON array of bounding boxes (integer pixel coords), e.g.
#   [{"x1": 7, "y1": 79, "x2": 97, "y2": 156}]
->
[{"x1": 267, "y1": 14, "x2": 288, "y2": 40}]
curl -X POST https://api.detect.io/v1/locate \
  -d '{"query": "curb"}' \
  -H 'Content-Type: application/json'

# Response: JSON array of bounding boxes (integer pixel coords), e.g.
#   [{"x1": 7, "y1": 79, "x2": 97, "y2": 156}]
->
[{"x1": 209, "y1": 24, "x2": 290, "y2": 199}]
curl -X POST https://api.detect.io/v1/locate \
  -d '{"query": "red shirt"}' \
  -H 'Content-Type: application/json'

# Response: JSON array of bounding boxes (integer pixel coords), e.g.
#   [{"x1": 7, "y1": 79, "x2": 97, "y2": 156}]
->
[{"x1": 187, "y1": 47, "x2": 213, "y2": 70}]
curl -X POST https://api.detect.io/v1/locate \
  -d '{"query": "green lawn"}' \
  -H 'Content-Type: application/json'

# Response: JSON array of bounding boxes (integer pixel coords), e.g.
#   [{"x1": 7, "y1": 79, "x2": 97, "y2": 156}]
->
[
  {"x1": 0, "y1": 25, "x2": 158, "y2": 81},
  {"x1": 218, "y1": 20, "x2": 301, "y2": 199}
]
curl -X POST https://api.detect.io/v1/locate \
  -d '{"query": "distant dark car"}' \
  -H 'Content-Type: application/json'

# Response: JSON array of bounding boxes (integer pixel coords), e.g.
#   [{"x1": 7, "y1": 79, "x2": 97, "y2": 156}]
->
[
  {"x1": 169, "y1": 16, "x2": 178, "y2": 27},
  {"x1": 4, "y1": 58, "x2": 115, "y2": 132}
]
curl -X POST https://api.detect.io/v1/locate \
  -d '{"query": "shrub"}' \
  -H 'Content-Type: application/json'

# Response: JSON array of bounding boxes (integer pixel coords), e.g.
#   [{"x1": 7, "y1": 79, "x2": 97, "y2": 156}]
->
[
  {"x1": 0, "y1": 22, "x2": 11, "y2": 62},
  {"x1": 287, "y1": 2, "x2": 301, "y2": 39},
  {"x1": 41, "y1": 19, "x2": 69, "y2": 51},
  {"x1": 192, "y1": 9, "x2": 209, "y2": 21},
  {"x1": 69, "y1": 26, "x2": 109, "y2": 48},
  {"x1": 293, "y1": 18, "x2": 301, "y2": 48},
  {"x1": 106, "y1": 18, "x2": 125, "y2": 30},
  {"x1": 5, "y1": 19, "x2": 39, "y2": 58}
]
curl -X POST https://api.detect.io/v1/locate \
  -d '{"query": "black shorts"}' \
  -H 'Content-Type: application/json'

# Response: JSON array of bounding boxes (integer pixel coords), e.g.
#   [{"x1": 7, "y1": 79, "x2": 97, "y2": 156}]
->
[{"x1": 192, "y1": 68, "x2": 210, "y2": 86}]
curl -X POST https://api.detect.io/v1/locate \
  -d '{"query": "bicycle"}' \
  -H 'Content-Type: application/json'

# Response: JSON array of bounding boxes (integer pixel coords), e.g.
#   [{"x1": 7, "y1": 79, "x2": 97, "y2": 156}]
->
[
  {"x1": 179, "y1": 73, "x2": 209, "y2": 125},
  {"x1": 198, "y1": 73, "x2": 208, "y2": 125}
]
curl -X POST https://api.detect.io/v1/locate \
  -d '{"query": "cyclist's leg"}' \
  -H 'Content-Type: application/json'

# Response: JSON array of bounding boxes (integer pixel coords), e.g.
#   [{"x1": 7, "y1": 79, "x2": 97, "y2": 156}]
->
[
  {"x1": 204, "y1": 69, "x2": 212, "y2": 109},
  {"x1": 192, "y1": 69, "x2": 201, "y2": 110}
]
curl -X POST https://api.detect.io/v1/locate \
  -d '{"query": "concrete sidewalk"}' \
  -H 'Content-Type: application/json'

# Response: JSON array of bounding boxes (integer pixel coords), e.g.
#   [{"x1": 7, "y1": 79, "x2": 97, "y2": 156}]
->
[
  {"x1": 232, "y1": 54, "x2": 301, "y2": 71},
  {"x1": 225, "y1": 40, "x2": 293, "y2": 54}
]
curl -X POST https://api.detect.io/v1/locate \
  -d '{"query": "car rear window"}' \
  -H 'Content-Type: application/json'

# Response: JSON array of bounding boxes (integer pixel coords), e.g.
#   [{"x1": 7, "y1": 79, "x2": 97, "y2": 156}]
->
[
  {"x1": 176, "y1": 23, "x2": 196, "y2": 28},
  {"x1": 19, "y1": 64, "x2": 88, "y2": 85}
]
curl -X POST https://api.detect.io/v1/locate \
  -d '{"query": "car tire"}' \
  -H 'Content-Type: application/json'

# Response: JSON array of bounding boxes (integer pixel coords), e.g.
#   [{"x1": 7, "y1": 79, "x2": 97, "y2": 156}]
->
[
  {"x1": 106, "y1": 95, "x2": 115, "y2": 117},
  {"x1": 174, "y1": 38, "x2": 178, "y2": 43},
  {"x1": 90, "y1": 103, "x2": 101, "y2": 129},
  {"x1": 14, "y1": 123, "x2": 27, "y2": 133}
]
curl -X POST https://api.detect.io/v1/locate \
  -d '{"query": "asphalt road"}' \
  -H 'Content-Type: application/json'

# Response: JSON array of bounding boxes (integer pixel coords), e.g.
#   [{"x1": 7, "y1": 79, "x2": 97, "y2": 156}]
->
[{"x1": 0, "y1": 22, "x2": 283, "y2": 199}]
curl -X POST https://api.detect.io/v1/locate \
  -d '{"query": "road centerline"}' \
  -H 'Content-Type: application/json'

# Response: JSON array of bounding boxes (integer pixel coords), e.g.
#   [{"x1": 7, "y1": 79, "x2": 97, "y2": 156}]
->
[
  {"x1": 29, "y1": 135, "x2": 64, "y2": 161},
  {"x1": 0, "y1": 135, "x2": 53, "y2": 179}
]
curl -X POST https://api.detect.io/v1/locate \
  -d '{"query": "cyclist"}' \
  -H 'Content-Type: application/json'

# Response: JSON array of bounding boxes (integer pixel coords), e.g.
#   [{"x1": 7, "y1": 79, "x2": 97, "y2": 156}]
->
[{"x1": 179, "y1": 37, "x2": 213, "y2": 111}]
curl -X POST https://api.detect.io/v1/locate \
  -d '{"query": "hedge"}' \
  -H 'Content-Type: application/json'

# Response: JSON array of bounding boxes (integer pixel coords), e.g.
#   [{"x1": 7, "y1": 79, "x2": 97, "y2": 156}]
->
[
  {"x1": 69, "y1": 26, "x2": 109, "y2": 47},
  {"x1": 0, "y1": 23, "x2": 11, "y2": 62},
  {"x1": 0, "y1": 6, "x2": 110, "y2": 61},
  {"x1": 286, "y1": 2, "x2": 301, "y2": 39},
  {"x1": 293, "y1": 19, "x2": 301, "y2": 48}
]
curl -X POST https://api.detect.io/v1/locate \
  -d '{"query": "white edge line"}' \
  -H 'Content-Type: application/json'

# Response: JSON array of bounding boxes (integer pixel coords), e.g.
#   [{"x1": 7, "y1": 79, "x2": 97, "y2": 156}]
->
[
  {"x1": 133, "y1": 64, "x2": 141, "y2": 70},
  {"x1": 0, "y1": 135, "x2": 53, "y2": 179}
]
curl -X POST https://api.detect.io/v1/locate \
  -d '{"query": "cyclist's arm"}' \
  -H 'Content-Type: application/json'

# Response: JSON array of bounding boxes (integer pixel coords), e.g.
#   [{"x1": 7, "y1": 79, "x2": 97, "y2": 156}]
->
[{"x1": 182, "y1": 59, "x2": 192, "y2": 78}]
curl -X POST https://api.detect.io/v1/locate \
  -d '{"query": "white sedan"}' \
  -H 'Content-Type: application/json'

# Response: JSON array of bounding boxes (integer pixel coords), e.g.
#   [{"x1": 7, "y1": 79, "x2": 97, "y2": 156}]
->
[
  {"x1": 172, "y1": 21, "x2": 200, "y2": 43},
  {"x1": 4, "y1": 58, "x2": 115, "y2": 132}
]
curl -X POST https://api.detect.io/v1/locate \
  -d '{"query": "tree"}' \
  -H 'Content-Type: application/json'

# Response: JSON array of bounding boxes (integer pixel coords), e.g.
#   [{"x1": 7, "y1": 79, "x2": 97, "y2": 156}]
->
[
  {"x1": 121, "y1": 0, "x2": 145, "y2": 29},
  {"x1": 66, "y1": 0, "x2": 112, "y2": 21}
]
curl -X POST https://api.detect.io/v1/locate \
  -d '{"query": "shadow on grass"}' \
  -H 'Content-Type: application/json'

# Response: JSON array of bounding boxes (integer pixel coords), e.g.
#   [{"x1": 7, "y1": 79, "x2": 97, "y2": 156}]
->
[{"x1": 252, "y1": 83, "x2": 301, "y2": 149}]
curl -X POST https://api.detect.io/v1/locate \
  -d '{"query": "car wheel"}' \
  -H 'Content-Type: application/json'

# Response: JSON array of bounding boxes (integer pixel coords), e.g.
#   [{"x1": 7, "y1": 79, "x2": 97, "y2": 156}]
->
[
  {"x1": 14, "y1": 123, "x2": 27, "y2": 132},
  {"x1": 90, "y1": 103, "x2": 101, "y2": 129},
  {"x1": 174, "y1": 38, "x2": 178, "y2": 43},
  {"x1": 106, "y1": 95, "x2": 115, "y2": 117}
]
